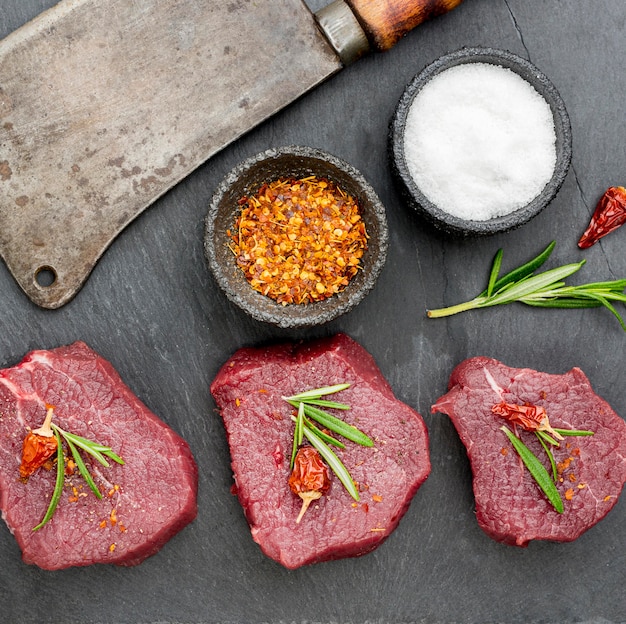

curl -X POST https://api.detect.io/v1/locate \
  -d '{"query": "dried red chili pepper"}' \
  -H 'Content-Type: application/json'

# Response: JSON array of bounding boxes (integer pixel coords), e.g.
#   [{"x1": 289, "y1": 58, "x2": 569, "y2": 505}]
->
[
  {"x1": 578, "y1": 186, "x2": 626, "y2": 249},
  {"x1": 491, "y1": 401, "x2": 563, "y2": 440},
  {"x1": 19, "y1": 406, "x2": 58, "y2": 478},
  {"x1": 288, "y1": 446, "x2": 331, "y2": 523},
  {"x1": 20, "y1": 433, "x2": 57, "y2": 478}
]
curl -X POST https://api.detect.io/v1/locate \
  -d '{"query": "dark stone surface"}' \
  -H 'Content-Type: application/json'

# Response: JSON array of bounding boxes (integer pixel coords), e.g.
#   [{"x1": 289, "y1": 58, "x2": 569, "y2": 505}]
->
[{"x1": 1, "y1": 1, "x2": 626, "y2": 623}]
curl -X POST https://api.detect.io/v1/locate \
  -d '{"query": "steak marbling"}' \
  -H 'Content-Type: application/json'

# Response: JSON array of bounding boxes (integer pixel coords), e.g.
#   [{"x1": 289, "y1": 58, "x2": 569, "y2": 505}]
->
[
  {"x1": 432, "y1": 356, "x2": 626, "y2": 546},
  {"x1": 0, "y1": 342, "x2": 198, "y2": 569},
  {"x1": 211, "y1": 334, "x2": 430, "y2": 569}
]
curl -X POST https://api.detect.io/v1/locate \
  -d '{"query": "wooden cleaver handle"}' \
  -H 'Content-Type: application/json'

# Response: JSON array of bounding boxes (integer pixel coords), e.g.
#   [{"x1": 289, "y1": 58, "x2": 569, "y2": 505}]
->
[{"x1": 346, "y1": 0, "x2": 465, "y2": 51}]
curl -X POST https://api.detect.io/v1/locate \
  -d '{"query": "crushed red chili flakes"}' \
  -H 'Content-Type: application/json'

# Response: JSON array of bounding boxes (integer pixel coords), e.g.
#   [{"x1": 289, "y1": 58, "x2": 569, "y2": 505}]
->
[{"x1": 228, "y1": 176, "x2": 368, "y2": 305}]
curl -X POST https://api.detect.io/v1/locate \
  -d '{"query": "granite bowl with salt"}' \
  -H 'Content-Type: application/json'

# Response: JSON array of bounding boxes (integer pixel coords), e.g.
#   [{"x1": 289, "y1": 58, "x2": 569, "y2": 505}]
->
[
  {"x1": 390, "y1": 47, "x2": 572, "y2": 237},
  {"x1": 204, "y1": 146, "x2": 388, "y2": 329}
]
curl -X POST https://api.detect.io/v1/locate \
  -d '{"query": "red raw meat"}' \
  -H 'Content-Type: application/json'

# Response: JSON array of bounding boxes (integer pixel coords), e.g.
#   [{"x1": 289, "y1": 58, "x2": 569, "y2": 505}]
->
[
  {"x1": 432, "y1": 356, "x2": 626, "y2": 546},
  {"x1": 0, "y1": 342, "x2": 198, "y2": 569},
  {"x1": 211, "y1": 334, "x2": 430, "y2": 569}
]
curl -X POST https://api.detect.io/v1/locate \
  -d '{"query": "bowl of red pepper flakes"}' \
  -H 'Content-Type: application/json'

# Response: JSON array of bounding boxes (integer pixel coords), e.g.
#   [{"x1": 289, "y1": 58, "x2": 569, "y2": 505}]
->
[{"x1": 204, "y1": 146, "x2": 388, "y2": 328}]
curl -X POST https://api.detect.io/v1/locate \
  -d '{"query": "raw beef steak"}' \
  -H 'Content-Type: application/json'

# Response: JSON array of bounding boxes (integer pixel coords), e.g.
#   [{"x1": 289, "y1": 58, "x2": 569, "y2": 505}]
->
[
  {"x1": 0, "y1": 342, "x2": 198, "y2": 569},
  {"x1": 432, "y1": 356, "x2": 626, "y2": 546},
  {"x1": 211, "y1": 333, "x2": 430, "y2": 569}
]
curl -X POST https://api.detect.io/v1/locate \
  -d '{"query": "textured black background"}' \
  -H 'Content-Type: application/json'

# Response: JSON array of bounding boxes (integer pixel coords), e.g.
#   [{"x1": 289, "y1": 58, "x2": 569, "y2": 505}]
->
[{"x1": 1, "y1": 1, "x2": 625, "y2": 623}]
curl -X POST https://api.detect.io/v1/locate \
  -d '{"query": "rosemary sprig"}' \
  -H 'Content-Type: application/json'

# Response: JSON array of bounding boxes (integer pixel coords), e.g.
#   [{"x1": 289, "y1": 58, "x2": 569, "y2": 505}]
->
[
  {"x1": 302, "y1": 423, "x2": 360, "y2": 501},
  {"x1": 501, "y1": 425, "x2": 593, "y2": 513},
  {"x1": 301, "y1": 415, "x2": 345, "y2": 448},
  {"x1": 501, "y1": 426, "x2": 564, "y2": 514},
  {"x1": 32, "y1": 428, "x2": 65, "y2": 531},
  {"x1": 427, "y1": 241, "x2": 626, "y2": 330},
  {"x1": 33, "y1": 422, "x2": 124, "y2": 531},
  {"x1": 285, "y1": 399, "x2": 373, "y2": 448},
  {"x1": 53, "y1": 425, "x2": 125, "y2": 469},
  {"x1": 284, "y1": 384, "x2": 373, "y2": 502}
]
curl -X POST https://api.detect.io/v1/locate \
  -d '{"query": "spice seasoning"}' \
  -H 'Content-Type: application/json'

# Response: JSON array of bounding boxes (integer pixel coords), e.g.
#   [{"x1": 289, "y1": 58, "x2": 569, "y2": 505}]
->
[
  {"x1": 578, "y1": 186, "x2": 626, "y2": 248},
  {"x1": 288, "y1": 446, "x2": 330, "y2": 523},
  {"x1": 229, "y1": 176, "x2": 367, "y2": 305}
]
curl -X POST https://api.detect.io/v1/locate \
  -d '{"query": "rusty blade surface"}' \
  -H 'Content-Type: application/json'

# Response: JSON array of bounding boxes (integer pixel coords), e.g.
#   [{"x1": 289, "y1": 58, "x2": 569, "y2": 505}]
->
[{"x1": 0, "y1": 0, "x2": 342, "y2": 308}]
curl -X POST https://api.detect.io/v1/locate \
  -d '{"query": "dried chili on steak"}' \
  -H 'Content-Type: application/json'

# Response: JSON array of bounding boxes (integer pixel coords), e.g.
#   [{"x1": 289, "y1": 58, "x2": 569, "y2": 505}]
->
[
  {"x1": 289, "y1": 446, "x2": 331, "y2": 523},
  {"x1": 20, "y1": 431, "x2": 58, "y2": 478},
  {"x1": 492, "y1": 401, "x2": 563, "y2": 439},
  {"x1": 229, "y1": 176, "x2": 367, "y2": 305},
  {"x1": 19, "y1": 405, "x2": 58, "y2": 478}
]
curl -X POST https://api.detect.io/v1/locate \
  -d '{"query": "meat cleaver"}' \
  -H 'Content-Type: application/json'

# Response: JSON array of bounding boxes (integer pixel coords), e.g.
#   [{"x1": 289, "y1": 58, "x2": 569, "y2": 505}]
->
[{"x1": 0, "y1": 0, "x2": 463, "y2": 309}]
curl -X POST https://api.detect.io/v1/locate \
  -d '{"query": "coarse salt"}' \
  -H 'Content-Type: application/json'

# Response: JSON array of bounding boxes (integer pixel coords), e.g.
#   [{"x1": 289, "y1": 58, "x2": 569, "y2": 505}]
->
[{"x1": 403, "y1": 62, "x2": 557, "y2": 221}]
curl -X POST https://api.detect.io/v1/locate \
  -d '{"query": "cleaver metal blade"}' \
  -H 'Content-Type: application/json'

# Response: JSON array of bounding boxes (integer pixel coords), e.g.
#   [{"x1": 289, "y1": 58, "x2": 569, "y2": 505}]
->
[{"x1": 0, "y1": 0, "x2": 463, "y2": 308}]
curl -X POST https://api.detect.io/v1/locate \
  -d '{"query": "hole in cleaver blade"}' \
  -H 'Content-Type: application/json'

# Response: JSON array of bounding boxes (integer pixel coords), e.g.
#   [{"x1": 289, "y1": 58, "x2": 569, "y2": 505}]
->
[{"x1": 0, "y1": 0, "x2": 342, "y2": 308}]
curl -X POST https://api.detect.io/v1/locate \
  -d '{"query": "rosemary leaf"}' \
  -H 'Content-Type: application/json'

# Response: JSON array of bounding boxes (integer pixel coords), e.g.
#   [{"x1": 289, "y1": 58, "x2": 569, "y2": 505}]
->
[
  {"x1": 486, "y1": 263, "x2": 585, "y2": 306},
  {"x1": 520, "y1": 285, "x2": 626, "y2": 323},
  {"x1": 521, "y1": 297, "x2": 605, "y2": 309},
  {"x1": 501, "y1": 426, "x2": 564, "y2": 513},
  {"x1": 554, "y1": 428, "x2": 594, "y2": 437},
  {"x1": 300, "y1": 398, "x2": 351, "y2": 410},
  {"x1": 296, "y1": 402, "x2": 305, "y2": 447},
  {"x1": 102, "y1": 449, "x2": 125, "y2": 465},
  {"x1": 53, "y1": 427, "x2": 125, "y2": 467},
  {"x1": 290, "y1": 413, "x2": 349, "y2": 449},
  {"x1": 302, "y1": 425, "x2": 359, "y2": 501},
  {"x1": 302, "y1": 417, "x2": 345, "y2": 448},
  {"x1": 33, "y1": 428, "x2": 65, "y2": 531},
  {"x1": 290, "y1": 403, "x2": 305, "y2": 469},
  {"x1": 480, "y1": 240, "x2": 556, "y2": 297},
  {"x1": 290, "y1": 401, "x2": 373, "y2": 447},
  {"x1": 53, "y1": 428, "x2": 107, "y2": 467},
  {"x1": 65, "y1": 437, "x2": 102, "y2": 499},
  {"x1": 573, "y1": 279, "x2": 626, "y2": 292},
  {"x1": 588, "y1": 295, "x2": 626, "y2": 331},
  {"x1": 535, "y1": 430, "x2": 560, "y2": 446},
  {"x1": 486, "y1": 248, "x2": 503, "y2": 298},
  {"x1": 285, "y1": 384, "x2": 351, "y2": 402},
  {"x1": 535, "y1": 432, "x2": 558, "y2": 481}
]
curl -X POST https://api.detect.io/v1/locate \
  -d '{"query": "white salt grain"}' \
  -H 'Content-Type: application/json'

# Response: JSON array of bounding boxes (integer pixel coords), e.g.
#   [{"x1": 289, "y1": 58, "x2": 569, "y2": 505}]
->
[{"x1": 403, "y1": 62, "x2": 557, "y2": 221}]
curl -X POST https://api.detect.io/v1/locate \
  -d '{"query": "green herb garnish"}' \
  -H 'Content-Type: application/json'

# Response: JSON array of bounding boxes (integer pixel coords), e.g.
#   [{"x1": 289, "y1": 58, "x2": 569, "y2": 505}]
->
[
  {"x1": 31, "y1": 407, "x2": 124, "y2": 531},
  {"x1": 284, "y1": 384, "x2": 373, "y2": 502},
  {"x1": 32, "y1": 428, "x2": 66, "y2": 531},
  {"x1": 427, "y1": 241, "x2": 626, "y2": 329},
  {"x1": 501, "y1": 426, "x2": 564, "y2": 514},
  {"x1": 496, "y1": 402, "x2": 594, "y2": 513}
]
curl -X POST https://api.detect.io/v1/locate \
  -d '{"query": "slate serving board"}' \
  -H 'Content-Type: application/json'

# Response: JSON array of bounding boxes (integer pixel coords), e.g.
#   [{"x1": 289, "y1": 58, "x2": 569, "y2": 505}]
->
[{"x1": 1, "y1": 1, "x2": 625, "y2": 623}]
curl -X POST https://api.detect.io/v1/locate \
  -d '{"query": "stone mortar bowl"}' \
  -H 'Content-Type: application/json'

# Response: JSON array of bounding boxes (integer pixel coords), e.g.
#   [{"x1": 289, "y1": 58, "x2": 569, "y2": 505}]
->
[
  {"x1": 389, "y1": 47, "x2": 572, "y2": 237},
  {"x1": 204, "y1": 146, "x2": 388, "y2": 328}
]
